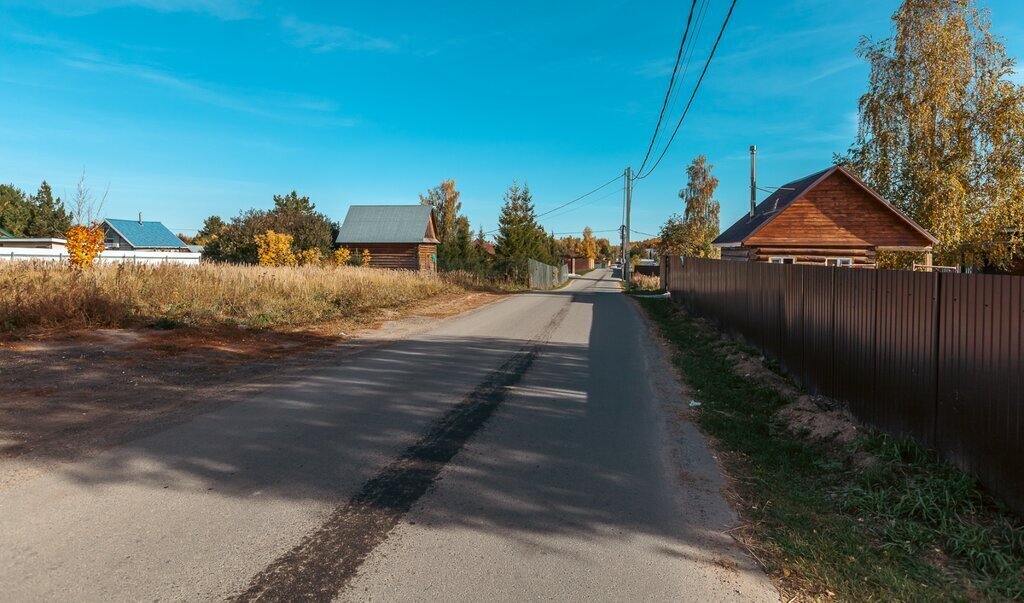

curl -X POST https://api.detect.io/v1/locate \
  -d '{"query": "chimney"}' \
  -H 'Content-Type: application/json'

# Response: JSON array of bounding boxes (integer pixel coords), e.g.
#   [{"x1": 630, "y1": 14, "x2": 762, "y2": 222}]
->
[
  {"x1": 749, "y1": 145, "x2": 757, "y2": 218},
  {"x1": 138, "y1": 212, "x2": 143, "y2": 225}
]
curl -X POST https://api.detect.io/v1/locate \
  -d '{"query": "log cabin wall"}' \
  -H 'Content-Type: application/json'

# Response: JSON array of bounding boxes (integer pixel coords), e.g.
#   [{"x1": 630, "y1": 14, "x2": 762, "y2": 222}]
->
[
  {"x1": 750, "y1": 246, "x2": 877, "y2": 267},
  {"x1": 417, "y1": 244, "x2": 437, "y2": 272},
  {"x1": 720, "y1": 247, "x2": 753, "y2": 261},
  {"x1": 344, "y1": 243, "x2": 433, "y2": 271}
]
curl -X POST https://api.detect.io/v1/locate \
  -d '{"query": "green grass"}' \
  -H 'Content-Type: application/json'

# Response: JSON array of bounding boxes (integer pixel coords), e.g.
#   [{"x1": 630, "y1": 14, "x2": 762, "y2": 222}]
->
[{"x1": 636, "y1": 297, "x2": 1024, "y2": 602}]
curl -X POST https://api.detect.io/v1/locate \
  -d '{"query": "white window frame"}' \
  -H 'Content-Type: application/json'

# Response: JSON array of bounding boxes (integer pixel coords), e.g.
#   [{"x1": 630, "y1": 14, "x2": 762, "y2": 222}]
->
[
  {"x1": 769, "y1": 256, "x2": 795, "y2": 264},
  {"x1": 825, "y1": 257, "x2": 853, "y2": 268}
]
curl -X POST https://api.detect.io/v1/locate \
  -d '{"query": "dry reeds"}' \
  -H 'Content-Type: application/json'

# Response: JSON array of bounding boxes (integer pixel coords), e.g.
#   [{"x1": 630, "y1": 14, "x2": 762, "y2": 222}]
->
[
  {"x1": 630, "y1": 272, "x2": 662, "y2": 292},
  {"x1": 0, "y1": 261, "x2": 475, "y2": 331}
]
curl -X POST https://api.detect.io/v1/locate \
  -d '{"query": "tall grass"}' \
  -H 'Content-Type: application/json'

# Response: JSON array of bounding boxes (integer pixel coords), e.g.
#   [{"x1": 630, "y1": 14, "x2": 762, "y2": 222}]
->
[
  {"x1": 629, "y1": 273, "x2": 661, "y2": 291},
  {"x1": 0, "y1": 261, "x2": 491, "y2": 331}
]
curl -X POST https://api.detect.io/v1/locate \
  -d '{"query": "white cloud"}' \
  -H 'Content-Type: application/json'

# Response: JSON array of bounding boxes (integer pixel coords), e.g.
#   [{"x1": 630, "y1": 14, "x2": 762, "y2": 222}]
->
[
  {"x1": 281, "y1": 15, "x2": 396, "y2": 53},
  {"x1": 9, "y1": 31, "x2": 357, "y2": 126},
  {"x1": 807, "y1": 58, "x2": 862, "y2": 83},
  {"x1": 634, "y1": 57, "x2": 676, "y2": 79}
]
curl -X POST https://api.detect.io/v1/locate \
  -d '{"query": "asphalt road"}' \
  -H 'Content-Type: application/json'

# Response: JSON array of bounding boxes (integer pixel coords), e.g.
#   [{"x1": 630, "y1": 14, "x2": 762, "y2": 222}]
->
[{"x1": 0, "y1": 269, "x2": 776, "y2": 602}]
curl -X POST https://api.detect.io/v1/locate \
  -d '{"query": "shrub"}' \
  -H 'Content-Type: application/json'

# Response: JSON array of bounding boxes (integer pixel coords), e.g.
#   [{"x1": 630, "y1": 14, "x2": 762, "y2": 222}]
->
[
  {"x1": 331, "y1": 247, "x2": 352, "y2": 266},
  {"x1": 254, "y1": 230, "x2": 297, "y2": 267},
  {"x1": 630, "y1": 273, "x2": 661, "y2": 291},
  {"x1": 296, "y1": 248, "x2": 323, "y2": 266},
  {"x1": 65, "y1": 224, "x2": 106, "y2": 269},
  {"x1": 359, "y1": 248, "x2": 373, "y2": 267}
]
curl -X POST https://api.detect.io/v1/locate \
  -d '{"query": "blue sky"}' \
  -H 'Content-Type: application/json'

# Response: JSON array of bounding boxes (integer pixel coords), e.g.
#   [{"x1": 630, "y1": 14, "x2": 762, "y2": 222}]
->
[{"x1": 2, "y1": 0, "x2": 1024, "y2": 241}]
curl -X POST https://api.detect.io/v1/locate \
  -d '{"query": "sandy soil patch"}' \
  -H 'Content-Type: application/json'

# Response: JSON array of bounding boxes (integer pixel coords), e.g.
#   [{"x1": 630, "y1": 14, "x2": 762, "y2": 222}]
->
[{"x1": 777, "y1": 395, "x2": 860, "y2": 445}]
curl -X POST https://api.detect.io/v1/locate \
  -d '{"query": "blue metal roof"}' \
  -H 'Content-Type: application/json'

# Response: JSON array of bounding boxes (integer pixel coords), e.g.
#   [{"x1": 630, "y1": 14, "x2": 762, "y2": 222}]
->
[{"x1": 104, "y1": 218, "x2": 187, "y2": 249}]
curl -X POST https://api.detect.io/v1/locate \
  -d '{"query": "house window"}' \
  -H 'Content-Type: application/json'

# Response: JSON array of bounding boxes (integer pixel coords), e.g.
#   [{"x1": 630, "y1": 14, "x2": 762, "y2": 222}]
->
[
  {"x1": 769, "y1": 257, "x2": 795, "y2": 264},
  {"x1": 826, "y1": 258, "x2": 853, "y2": 267}
]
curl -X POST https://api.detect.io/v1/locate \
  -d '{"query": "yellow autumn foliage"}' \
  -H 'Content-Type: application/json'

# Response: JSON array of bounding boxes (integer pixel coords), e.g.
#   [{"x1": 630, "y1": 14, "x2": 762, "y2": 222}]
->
[
  {"x1": 296, "y1": 248, "x2": 323, "y2": 266},
  {"x1": 331, "y1": 247, "x2": 352, "y2": 266},
  {"x1": 254, "y1": 230, "x2": 297, "y2": 267},
  {"x1": 65, "y1": 224, "x2": 106, "y2": 269},
  {"x1": 360, "y1": 248, "x2": 373, "y2": 267}
]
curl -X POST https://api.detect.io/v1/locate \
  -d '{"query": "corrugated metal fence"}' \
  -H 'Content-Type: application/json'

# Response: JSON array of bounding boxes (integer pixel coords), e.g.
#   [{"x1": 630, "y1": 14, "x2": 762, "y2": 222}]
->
[
  {"x1": 664, "y1": 255, "x2": 1024, "y2": 514},
  {"x1": 527, "y1": 258, "x2": 569, "y2": 289}
]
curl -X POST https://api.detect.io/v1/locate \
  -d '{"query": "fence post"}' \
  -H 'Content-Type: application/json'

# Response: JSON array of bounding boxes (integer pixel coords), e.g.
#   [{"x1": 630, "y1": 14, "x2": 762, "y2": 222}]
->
[{"x1": 932, "y1": 270, "x2": 943, "y2": 449}]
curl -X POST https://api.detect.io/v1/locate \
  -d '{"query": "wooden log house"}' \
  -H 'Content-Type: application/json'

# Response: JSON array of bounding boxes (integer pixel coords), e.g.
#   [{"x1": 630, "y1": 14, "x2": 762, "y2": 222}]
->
[
  {"x1": 713, "y1": 165, "x2": 937, "y2": 268},
  {"x1": 335, "y1": 205, "x2": 439, "y2": 271}
]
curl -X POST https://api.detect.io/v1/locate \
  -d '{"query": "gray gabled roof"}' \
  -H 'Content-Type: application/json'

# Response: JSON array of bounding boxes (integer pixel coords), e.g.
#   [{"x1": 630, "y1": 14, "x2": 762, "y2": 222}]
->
[
  {"x1": 713, "y1": 166, "x2": 938, "y2": 246},
  {"x1": 335, "y1": 205, "x2": 439, "y2": 244}
]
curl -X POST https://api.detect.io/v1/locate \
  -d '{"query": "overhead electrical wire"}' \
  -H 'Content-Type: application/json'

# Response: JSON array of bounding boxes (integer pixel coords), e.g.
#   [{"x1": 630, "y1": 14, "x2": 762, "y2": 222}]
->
[
  {"x1": 636, "y1": 0, "x2": 739, "y2": 180},
  {"x1": 549, "y1": 228, "x2": 620, "y2": 236},
  {"x1": 535, "y1": 174, "x2": 623, "y2": 219},
  {"x1": 649, "y1": 0, "x2": 712, "y2": 158},
  {"x1": 484, "y1": 174, "x2": 623, "y2": 235},
  {"x1": 540, "y1": 185, "x2": 625, "y2": 222},
  {"x1": 634, "y1": 0, "x2": 700, "y2": 178}
]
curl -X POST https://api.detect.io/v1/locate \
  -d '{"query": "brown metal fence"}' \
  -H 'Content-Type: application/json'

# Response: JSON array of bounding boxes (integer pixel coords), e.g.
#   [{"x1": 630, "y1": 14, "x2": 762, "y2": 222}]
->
[{"x1": 663, "y1": 255, "x2": 1024, "y2": 514}]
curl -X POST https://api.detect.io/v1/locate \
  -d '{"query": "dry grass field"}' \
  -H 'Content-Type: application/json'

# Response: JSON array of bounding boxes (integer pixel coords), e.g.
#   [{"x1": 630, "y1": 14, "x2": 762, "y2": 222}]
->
[
  {"x1": 0, "y1": 261, "x2": 506, "y2": 332},
  {"x1": 0, "y1": 261, "x2": 510, "y2": 484}
]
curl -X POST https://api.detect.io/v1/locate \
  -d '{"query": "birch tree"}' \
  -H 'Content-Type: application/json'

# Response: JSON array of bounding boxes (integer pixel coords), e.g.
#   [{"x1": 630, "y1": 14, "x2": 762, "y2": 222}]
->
[
  {"x1": 660, "y1": 155, "x2": 720, "y2": 258},
  {"x1": 847, "y1": 0, "x2": 1024, "y2": 268}
]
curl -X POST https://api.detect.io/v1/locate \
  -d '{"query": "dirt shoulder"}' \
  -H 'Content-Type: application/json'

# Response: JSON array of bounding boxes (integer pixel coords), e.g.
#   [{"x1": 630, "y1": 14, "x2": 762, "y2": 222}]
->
[
  {"x1": 634, "y1": 296, "x2": 1024, "y2": 602},
  {"x1": 0, "y1": 291, "x2": 503, "y2": 490}
]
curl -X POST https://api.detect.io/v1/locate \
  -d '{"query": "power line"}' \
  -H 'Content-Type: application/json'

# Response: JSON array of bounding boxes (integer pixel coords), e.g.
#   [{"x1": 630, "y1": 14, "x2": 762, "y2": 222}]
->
[
  {"x1": 650, "y1": 0, "x2": 712, "y2": 158},
  {"x1": 636, "y1": 0, "x2": 738, "y2": 180},
  {"x1": 535, "y1": 174, "x2": 623, "y2": 218},
  {"x1": 634, "y1": 0, "x2": 699, "y2": 177},
  {"x1": 630, "y1": 228, "x2": 660, "y2": 238},
  {"x1": 484, "y1": 174, "x2": 623, "y2": 235},
  {"x1": 550, "y1": 228, "x2": 620, "y2": 236},
  {"x1": 540, "y1": 186, "x2": 624, "y2": 221}
]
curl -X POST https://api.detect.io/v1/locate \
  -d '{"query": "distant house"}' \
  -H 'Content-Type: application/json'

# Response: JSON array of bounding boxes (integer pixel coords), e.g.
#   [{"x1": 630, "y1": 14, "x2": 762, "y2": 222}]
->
[
  {"x1": 564, "y1": 255, "x2": 594, "y2": 274},
  {"x1": 713, "y1": 165, "x2": 937, "y2": 268},
  {"x1": 102, "y1": 218, "x2": 188, "y2": 252},
  {"x1": 0, "y1": 226, "x2": 68, "y2": 250},
  {"x1": 335, "y1": 205, "x2": 439, "y2": 271},
  {"x1": 475, "y1": 240, "x2": 496, "y2": 256},
  {"x1": 0, "y1": 237, "x2": 67, "y2": 250}
]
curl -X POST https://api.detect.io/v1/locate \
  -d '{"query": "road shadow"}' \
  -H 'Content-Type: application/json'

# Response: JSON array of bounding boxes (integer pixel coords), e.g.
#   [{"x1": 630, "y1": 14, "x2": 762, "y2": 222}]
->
[{"x1": 4, "y1": 274, "x2": 766, "y2": 595}]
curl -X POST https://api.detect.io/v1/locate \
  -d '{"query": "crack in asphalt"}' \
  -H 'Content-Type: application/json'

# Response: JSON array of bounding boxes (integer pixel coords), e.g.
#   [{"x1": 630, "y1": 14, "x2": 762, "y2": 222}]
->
[{"x1": 232, "y1": 299, "x2": 572, "y2": 602}]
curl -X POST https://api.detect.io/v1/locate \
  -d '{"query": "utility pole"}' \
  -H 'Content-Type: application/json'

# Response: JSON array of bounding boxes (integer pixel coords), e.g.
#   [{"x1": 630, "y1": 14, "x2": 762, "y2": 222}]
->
[
  {"x1": 623, "y1": 166, "x2": 632, "y2": 283},
  {"x1": 749, "y1": 145, "x2": 757, "y2": 218}
]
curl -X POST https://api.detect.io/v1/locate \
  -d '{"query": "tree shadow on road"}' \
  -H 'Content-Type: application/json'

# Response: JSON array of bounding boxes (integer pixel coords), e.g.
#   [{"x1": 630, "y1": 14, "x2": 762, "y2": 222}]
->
[{"x1": 3, "y1": 276, "x2": 767, "y2": 596}]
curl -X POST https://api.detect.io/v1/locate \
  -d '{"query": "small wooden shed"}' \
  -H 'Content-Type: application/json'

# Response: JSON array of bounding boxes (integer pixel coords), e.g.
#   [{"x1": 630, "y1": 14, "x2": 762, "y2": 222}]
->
[
  {"x1": 713, "y1": 166, "x2": 937, "y2": 268},
  {"x1": 335, "y1": 205, "x2": 439, "y2": 271}
]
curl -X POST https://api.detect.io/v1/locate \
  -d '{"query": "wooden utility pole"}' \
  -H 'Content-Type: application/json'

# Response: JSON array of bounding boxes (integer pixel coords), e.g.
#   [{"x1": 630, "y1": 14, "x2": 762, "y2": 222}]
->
[{"x1": 623, "y1": 166, "x2": 632, "y2": 283}]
